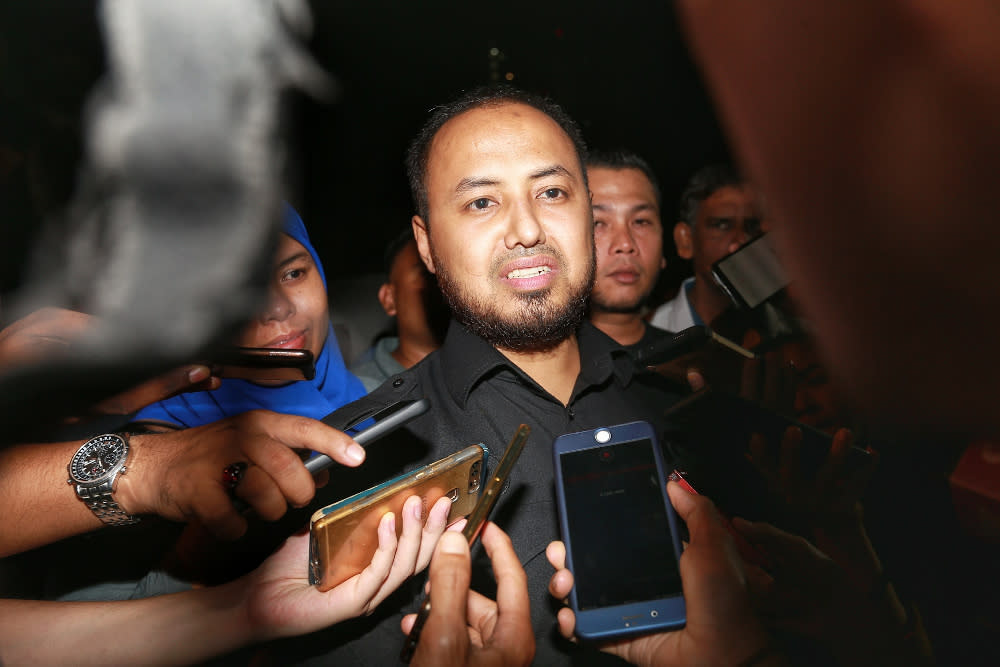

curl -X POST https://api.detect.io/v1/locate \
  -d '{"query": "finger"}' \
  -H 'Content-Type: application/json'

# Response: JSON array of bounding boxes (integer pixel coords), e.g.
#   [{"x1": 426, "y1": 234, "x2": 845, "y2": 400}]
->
[
  {"x1": 741, "y1": 561, "x2": 777, "y2": 610},
  {"x1": 666, "y1": 481, "x2": 734, "y2": 555},
  {"x1": 413, "y1": 531, "x2": 471, "y2": 665},
  {"x1": 548, "y1": 568, "x2": 574, "y2": 603},
  {"x1": 415, "y1": 496, "x2": 453, "y2": 571},
  {"x1": 256, "y1": 411, "x2": 366, "y2": 469},
  {"x1": 732, "y1": 517, "x2": 815, "y2": 566},
  {"x1": 463, "y1": 589, "x2": 498, "y2": 648},
  {"x1": 233, "y1": 464, "x2": 290, "y2": 521},
  {"x1": 546, "y1": 540, "x2": 566, "y2": 570},
  {"x1": 480, "y1": 523, "x2": 532, "y2": 652},
  {"x1": 241, "y1": 424, "x2": 318, "y2": 509},
  {"x1": 686, "y1": 369, "x2": 706, "y2": 392},
  {"x1": 746, "y1": 432, "x2": 773, "y2": 478},
  {"x1": 193, "y1": 485, "x2": 249, "y2": 541},
  {"x1": 814, "y1": 427, "x2": 852, "y2": 498},
  {"x1": 382, "y1": 496, "x2": 425, "y2": 588},
  {"x1": 556, "y1": 606, "x2": 577, "y2": 641},
  {"x1": 350, "y1": 512, "x2": 399, "y2": 606}
]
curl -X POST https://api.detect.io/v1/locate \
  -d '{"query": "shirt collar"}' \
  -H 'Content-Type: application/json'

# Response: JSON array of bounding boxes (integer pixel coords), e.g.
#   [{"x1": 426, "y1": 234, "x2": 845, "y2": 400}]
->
[{"x1": 439, "y1": 319, "x2": 635, "y2": 408}]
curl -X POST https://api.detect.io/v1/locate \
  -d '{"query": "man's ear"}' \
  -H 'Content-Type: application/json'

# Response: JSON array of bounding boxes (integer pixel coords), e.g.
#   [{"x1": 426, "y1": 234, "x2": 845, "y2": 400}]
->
[
  {"x1": 412, "y1": 215, "x2": 435, "y2": 274},
  {"x1": 674, "y1": 221, "x2": 694, "y2": 260},
  {"x1": 377, "y1": 283, "x2": 397, "y2": 317}
]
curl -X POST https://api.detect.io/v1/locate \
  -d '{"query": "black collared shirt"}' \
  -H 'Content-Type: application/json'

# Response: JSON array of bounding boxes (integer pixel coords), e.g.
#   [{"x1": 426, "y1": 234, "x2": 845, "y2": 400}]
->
[{"x1": 278, "y1": 320, "x2": 680, "y2": 666}]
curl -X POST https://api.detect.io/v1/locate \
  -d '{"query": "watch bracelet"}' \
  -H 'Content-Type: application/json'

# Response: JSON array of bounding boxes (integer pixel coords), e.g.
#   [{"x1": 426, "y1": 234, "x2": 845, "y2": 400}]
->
[{"x1": 77, "y1": 482, "x2": 140, "y2": 526}]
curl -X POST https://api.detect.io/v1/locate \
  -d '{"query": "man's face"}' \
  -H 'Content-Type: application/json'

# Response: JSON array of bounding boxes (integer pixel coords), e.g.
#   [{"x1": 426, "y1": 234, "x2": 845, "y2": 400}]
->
[
  {"x1": 238, "y1": 233, "x2": 329, "y2": 364},
  {"x1": 676, "y1": 184, "x2": 764, "y2": 290},
  {"x1": 412, "y1": 102, "x2": 594, "y2": 352},
  {"x1": 589, "y1": 166, "x2": 665, "y2": 314},
  {"x1": 379, "y1": 239, "x2": 449, "y2": 342}
]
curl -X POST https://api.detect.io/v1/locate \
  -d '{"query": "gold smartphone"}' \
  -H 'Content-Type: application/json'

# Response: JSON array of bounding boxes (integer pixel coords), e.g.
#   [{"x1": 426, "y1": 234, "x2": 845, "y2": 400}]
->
[{"x1": 309, "y1": 444, "x2": 486, "y2": 592}]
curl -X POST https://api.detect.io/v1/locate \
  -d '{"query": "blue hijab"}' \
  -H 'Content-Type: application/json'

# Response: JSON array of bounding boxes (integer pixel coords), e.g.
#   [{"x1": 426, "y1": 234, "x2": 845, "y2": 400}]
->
[{"x1": 133, "y1": 204, "x2": 366, "y2": 428}]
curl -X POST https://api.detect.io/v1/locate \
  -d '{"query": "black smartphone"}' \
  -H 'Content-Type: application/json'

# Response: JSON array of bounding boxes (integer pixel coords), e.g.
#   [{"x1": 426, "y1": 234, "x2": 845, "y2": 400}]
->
[
  {"x1": 210, "y1": 347, "x2": 315, "y2": 382},
  {"x1": 664, "y1": 388, "x2": 871, "y2": 522},
  {"x1": 305, "y1": 398, "x2": 431, "y2": 475},
  {"x1": 553, "y1": 421, "x2": 686, "y2": 642},
  {"x1": 633, "y1": 325, "x2": 755, "y2": 390},
  {"x1": 712, "y1": 233, "x2": 789, "y2": 310}
]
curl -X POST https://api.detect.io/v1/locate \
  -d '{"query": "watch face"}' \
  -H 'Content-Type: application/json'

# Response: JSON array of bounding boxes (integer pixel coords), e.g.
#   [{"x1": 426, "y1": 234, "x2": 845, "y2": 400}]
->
[{"x1": 70, "y1": 434, "x2": 128, "y2": 483}]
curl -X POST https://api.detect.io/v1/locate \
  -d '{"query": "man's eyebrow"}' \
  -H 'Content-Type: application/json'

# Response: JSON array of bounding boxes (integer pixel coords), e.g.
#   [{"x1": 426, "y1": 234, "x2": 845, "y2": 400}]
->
[
  {"x1": 629, "y1": 203, "x2": 657, "y2": 215},
  {"x1": 454, "y1": 177, "x2": 500, "y2": 195},
  {"x1": 591, "y1": 202, "x2": 657, "y2": 214},
  {"x1": 276, "y1": 251, "x2": 311, "y2": 269},
  {"x1": 453, "y1": 165, "x2": 576, "y2": 196},
  {"x1": 528, "y1": 164, "x2": 574, "y2": 181}
]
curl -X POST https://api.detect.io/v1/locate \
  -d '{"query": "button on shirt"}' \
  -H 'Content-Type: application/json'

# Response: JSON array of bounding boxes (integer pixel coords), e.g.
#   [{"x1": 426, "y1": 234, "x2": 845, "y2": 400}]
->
[{"x1": 277, "y1": 319, "x2": 681, "y2": 666}]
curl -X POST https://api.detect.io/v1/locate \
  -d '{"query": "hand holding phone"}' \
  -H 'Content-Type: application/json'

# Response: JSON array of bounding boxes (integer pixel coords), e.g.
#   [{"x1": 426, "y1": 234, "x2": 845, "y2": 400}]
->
[
  {"x1": 400, "y1": 424, "x2": 530, "y2": 662},
  {"x1": 664, "y1": 388, "x2": 872, "y2": 527},
  {"x1": 547, "y1": 481, "x2": 775, "y2": 665},
  {"x1": 634, "y1": 325, "x2": 755, "y2": 392},
  {"x1": 400, "y1": 524, "x2": 535, "y2": 667},
  {"x1": 552, "y1": 421, "x2": 685, "y2": 641},
  {"x1": 309, "y1": 443, "x2": 485, "y2": 591}
]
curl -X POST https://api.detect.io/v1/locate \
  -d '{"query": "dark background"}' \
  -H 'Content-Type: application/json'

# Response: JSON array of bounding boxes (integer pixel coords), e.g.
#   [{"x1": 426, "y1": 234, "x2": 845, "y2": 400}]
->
[
  {"x1": 0, "y1": 0, "x2": 729, "y2": 298},
  {"x1": 3, "y1": 4, "x2": 1000, "y2": 663}
]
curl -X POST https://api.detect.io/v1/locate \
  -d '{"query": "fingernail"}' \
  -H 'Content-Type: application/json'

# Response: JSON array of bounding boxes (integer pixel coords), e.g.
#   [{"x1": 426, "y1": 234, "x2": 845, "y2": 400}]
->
[
  {"x1": 347, "y1": 444, "x2": 365, "y2": 464},
  {"x1": 439, "y1": 531, "x2": 466, "y2": 555},
  {"x1": 188, "y1": 365, "x2": 210, "y2": 383},
  {"x1": 411, "y1": 497, "x2": 423, "y2": 521}
]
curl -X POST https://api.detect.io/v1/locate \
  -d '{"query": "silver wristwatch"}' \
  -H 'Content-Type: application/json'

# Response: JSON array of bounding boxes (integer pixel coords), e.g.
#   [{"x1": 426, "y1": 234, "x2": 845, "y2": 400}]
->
[{"x1": 67, "y1": 433, "x2": 140, "y2": 526}]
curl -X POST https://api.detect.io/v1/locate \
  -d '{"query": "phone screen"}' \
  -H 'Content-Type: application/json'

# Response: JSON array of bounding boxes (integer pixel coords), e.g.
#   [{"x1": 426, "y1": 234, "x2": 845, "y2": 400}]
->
[
  {"x1": 712, "y1": 233, "x2": 788, "y2": 309},
  {"x1": 559, "y1": 437, "x2": 681, "y2": 610}
]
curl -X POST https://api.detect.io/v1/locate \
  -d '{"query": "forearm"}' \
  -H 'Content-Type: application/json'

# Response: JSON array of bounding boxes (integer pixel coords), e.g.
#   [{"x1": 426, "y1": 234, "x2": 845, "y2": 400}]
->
[
  {"x1": 0, "y1": 441, "x2": 105, "y2": 556},
  {"x1": 0, "y1": 581, "x2": 253, "y2": 666}
]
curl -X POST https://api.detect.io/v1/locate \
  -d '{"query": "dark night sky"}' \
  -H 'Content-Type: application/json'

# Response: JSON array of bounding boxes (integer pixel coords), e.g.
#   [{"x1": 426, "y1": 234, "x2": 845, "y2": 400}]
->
[{"x1": 1, "y1": 0, "x2": 730, "y2": 294}]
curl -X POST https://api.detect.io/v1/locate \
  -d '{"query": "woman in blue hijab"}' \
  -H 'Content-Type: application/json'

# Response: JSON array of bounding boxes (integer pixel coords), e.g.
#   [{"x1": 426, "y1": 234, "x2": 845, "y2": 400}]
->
[{"x1": 133, "y1": 204, "x2": 366, "y2": 428}]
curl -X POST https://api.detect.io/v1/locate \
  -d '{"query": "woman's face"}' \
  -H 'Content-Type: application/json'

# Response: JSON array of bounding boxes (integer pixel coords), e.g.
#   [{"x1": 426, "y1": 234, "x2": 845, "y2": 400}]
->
[{"x1": 238, "y1": 234, "x2": 329, "y2": 362}]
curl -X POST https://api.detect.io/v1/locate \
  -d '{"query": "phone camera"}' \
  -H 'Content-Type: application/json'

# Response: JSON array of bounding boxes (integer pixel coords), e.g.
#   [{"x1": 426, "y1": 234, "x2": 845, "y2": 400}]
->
[
  {"x1": 594, "y1": 429, "x2": 611, "y2": 443},
  {"x1": 650, "y1": 610, "x2": 659, "y2": 618}
]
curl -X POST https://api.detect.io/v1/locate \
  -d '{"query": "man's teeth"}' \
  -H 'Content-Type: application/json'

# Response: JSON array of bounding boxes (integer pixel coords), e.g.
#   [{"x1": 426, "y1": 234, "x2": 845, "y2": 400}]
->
[{"x1": 508, "y1": 266, "x2": 551, "y2": 279}]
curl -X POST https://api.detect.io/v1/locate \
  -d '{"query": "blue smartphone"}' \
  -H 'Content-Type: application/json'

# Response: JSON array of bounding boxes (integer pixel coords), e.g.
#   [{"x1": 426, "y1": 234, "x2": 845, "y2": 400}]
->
[{"x1": 553, "y1": 421, "x2": 686, "y2": 641}]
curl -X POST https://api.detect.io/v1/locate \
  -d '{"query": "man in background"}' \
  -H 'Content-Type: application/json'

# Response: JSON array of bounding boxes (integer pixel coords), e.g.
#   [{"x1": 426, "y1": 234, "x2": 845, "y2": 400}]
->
[
  {"x1": 586, "y1": 149, "x2": 673, "y2": 352},
  {"x1": 650, "y1": 164, "x2": 764, "y2": 331},
  {"x1": 350, "y1": 229, "x2": 448, "y2": 391}
]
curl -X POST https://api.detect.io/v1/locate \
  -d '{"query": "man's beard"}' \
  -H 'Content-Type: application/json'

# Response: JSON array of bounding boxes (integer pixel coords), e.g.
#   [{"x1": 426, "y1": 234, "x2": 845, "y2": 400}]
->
[{"x1": 432, "y1": 245, "x2": 595, "y2": 353}]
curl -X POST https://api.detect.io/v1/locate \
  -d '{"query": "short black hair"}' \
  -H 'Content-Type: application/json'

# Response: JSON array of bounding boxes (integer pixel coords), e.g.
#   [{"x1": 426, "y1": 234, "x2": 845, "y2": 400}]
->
[
  {"x1": 382, "y1": 226, "x2": 416, "y2": 275},
  {"x1": 679, "y1": 164, "x2": 743, "y2": 225},
  {"x1": 586, "y1": 148, "x2": 662, "y2": 210},
  {"x1": 405, "y1": 84, "x2": 589, "y2": 223}
]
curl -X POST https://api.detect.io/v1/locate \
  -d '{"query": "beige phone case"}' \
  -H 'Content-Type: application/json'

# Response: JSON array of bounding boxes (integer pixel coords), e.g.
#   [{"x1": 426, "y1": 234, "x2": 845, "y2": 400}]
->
[{"x1": 309, "y1": 444, "x2": 485, "y2": 591}]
